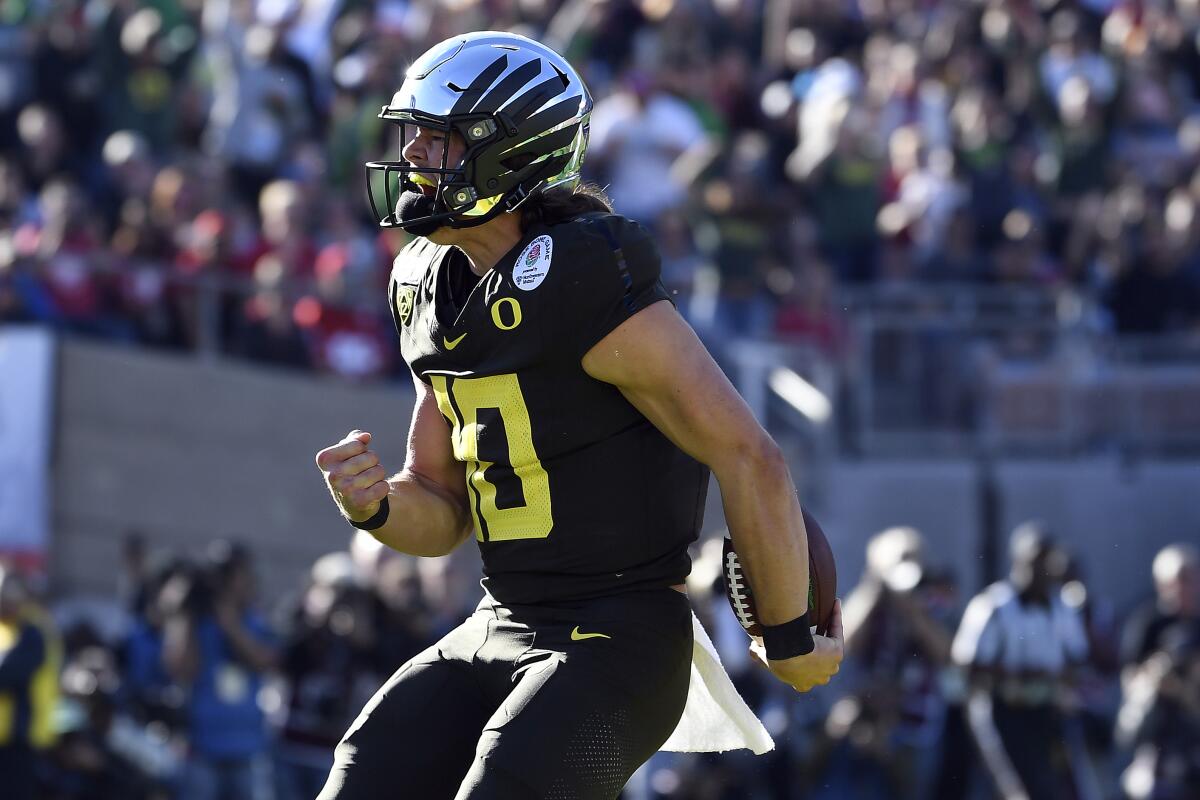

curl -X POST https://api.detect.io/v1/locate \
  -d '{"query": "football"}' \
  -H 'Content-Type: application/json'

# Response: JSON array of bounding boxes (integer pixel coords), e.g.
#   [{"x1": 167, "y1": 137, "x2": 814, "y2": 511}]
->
[{"x1": 722, "y1": 508, "x2": 837, "y2": 638}]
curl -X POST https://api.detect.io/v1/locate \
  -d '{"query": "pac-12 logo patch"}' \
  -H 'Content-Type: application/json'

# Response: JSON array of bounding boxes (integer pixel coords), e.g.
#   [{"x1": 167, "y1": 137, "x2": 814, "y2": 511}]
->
[
  {"x1": 394, "y1": 284, "x2": 416, "y2": 326},
  {"x1": 513, "y1": 234, "x2": 552, "y2": 291}
]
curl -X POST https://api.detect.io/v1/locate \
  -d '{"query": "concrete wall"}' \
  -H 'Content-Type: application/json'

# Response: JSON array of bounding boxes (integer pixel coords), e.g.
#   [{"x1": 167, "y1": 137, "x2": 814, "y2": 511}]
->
[
  {"x1": 52, "y1": 340, "x2": 418, "y2": 602},
  {"x1": 812, "y1": 458, "x2": 1200, "y2": 614},
  {"x1": 994, "y1": 459, "x2": 1200, "y2": 612},
  {"x1": 820, "y1": 460, "x2": 983, "y2": 600},
  {"x1": 48, "y1": 340, "x2": 1199, "y2": 618}
]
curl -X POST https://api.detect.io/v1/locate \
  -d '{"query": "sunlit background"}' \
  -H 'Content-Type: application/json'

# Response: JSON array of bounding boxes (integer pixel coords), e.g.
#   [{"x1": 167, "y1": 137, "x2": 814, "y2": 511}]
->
[{"x1": 1, "y1": 0, "x2": 1199, "y2": 798}]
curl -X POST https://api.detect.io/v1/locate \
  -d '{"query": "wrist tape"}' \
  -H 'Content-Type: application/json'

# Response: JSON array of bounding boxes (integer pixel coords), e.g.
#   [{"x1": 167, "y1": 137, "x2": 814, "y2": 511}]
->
[
  {"x1": 348, "y1": 497, "x2": 390, "y2": 531},
  {"x1": 762, "y1": 610, "x2": 815, "y2": 660}
]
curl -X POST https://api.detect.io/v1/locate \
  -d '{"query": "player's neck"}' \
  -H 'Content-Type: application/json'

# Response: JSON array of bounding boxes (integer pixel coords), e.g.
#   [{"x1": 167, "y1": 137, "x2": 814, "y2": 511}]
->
[{"x1": 439, "y1": 213, "x2": 525, "y2": 277}]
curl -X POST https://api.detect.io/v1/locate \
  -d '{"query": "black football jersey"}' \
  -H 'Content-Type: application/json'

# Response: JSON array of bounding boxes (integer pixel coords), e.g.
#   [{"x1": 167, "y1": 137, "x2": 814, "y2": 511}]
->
[{"x1": 388, "y1": 213, "x2": 709, "y2": 604}]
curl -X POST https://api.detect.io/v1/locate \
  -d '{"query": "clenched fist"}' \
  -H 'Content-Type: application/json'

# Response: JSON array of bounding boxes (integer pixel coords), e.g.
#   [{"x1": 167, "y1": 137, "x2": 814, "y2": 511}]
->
[{"x1": 316, "y1": 430, "x2": 391, "y2": 522}]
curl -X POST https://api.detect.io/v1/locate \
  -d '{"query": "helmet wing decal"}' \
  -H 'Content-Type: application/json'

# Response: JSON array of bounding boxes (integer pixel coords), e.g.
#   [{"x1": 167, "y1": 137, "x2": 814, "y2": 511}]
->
[
  {"x1": 515, "y1": 98, "x2": 580, "y2": 141},
  {"x1": 449, "y1": 54, "x2": 511, "y2": 115},
  {"x1": 503, "y1": 76, "x2": 572, "y2": 127},
  {"x1": 474, "y1": 59, "x2": 543, "y2": 115}
]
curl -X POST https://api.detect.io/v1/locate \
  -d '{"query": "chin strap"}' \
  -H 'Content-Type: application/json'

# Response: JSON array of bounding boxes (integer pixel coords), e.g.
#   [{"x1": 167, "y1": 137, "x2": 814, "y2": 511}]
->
[
  {"x1": 396, "y1": 181, "x2": 538, "y2": 235},
  {"x1": 395, "y1": 191, "x2": 443, "y2": 236},
  {"x1": 503, "y1": 184, "x2": 532, "y2": 212}
]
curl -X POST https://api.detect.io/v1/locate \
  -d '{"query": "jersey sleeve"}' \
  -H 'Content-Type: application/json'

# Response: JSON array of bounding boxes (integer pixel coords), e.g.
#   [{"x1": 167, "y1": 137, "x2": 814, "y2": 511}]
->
[
  {"x1": 554, "y1": 215, "x2": 672, "y2": 359},
  {"x1": 387, "y1": 247, "x2": 431, "y2": 384},
  {"x1": 387, "y1": 274, "x2": 404, "y2": 341}
]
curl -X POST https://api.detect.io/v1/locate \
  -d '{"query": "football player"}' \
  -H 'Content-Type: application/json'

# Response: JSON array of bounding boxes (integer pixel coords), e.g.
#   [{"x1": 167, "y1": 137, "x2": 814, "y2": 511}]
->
[{"x1": 315, "y1": 31, "x2": 843, "y2": 800}]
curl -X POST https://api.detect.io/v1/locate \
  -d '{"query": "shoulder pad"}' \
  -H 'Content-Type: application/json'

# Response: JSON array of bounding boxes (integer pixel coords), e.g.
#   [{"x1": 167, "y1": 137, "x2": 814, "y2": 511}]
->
[{"x1": 392, "y1": 237, "x2": 446, "y2": 283}]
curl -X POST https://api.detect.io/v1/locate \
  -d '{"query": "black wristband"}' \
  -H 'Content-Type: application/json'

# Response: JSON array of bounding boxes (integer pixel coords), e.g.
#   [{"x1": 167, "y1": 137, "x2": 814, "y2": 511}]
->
[
  {"x1": 762, "y1": 610, "x2": 815, "y2": 660},
  {"x1": 348, "y1": 497, "x2": 390, "y2": 531}
]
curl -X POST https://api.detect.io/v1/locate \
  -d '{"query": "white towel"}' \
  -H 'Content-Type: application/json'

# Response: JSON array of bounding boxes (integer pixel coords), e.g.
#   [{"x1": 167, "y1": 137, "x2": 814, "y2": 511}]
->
[{"x1": 660, "y1": 610, "x2": 775, "y2": 755}]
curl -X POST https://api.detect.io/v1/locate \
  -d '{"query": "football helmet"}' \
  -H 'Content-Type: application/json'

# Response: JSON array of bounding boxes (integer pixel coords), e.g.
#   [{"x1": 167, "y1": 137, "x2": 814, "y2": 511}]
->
[{"x1": 366, "y1": 31, "x2": 592, "y2": 235}]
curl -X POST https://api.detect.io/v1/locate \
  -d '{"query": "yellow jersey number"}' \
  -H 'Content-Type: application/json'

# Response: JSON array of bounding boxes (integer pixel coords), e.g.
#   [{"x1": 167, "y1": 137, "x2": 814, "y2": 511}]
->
[{"x1": 430, "y1": 373, "x2": 553, "y2": 542}]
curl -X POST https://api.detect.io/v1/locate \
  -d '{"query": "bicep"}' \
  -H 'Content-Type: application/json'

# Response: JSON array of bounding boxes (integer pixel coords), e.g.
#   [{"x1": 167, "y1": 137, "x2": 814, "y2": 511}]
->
[
  {"x1": 581, "y1": 301, "x2": 772, "y2": 468},
  {"x1": 403, "y1": 374, "x2": 467, "y2": 508}
]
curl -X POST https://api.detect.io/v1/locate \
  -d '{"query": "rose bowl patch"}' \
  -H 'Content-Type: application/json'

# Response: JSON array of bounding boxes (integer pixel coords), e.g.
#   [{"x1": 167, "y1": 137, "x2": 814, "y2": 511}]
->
[{"x1": 514, "y1": 234, "x2": 553, "y2": 291}]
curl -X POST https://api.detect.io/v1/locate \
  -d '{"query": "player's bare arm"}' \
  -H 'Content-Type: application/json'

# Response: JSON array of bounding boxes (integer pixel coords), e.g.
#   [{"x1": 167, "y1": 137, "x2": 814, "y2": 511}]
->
[
  {"x1": 315, "y1": 375, "x2": 472, "y2": 558},
  {"x1": 582, "y1": 299, "x2": 843, "y2": 691}
]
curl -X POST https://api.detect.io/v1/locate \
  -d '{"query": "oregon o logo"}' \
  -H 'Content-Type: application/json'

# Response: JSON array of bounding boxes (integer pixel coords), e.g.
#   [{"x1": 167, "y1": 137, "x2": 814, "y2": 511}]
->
[{"x1": 491, "y1": 297, "x2": 522, "y2": 331}]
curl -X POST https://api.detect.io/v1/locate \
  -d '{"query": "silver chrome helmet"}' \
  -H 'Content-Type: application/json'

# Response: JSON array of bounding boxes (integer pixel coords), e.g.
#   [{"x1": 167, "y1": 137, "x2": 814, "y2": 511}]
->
[{"x1": 366, "y1": 31, "x2": 593, "y2": 234}]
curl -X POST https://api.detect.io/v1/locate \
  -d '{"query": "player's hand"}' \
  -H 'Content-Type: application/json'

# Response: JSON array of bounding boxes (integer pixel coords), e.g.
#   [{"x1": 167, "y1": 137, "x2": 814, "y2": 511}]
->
[
  {"x1": 315, "y1": 430, "x2": 391, "y2": 522},
  {"x1": 750, "y1": 598, "x2": 844, "y2": 692}
]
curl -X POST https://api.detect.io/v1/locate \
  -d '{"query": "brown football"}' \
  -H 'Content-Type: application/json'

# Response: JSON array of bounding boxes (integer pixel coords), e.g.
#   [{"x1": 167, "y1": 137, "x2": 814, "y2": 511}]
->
[{"x1": 722, "y1": 508, "x2": 837, "y2": 637}]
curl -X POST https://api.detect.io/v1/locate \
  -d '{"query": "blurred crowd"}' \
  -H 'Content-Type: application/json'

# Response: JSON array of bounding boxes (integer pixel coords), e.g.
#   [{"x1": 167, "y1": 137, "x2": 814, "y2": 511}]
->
[
  {"x1": 1, "y1": 524, "x2": 1197, "y2": 800},
  {"x1": 1, "y1": 530, "x2": 480, "y2": 800},
  {"x1": 2, "y1": 0, "x2": 1200, "y2": 383}
]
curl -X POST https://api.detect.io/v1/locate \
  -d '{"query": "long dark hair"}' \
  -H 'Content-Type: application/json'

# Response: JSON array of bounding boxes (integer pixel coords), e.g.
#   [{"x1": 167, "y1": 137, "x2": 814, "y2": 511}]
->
[{"x1": 519, "y1": 183, "x2": 613, "y2": 229}]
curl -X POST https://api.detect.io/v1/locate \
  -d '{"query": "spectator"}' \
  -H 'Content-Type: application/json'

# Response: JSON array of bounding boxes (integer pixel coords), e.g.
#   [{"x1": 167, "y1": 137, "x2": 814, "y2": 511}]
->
[
  {"x1": 230, "y1": 253, "x2": 312, "y2": 369},
  {"x1": 275, "y1": 554, "x2": 378, "y2": 800},
  {"x1": 368, "y1": 552, "x2": 436, "y2": 674},
  {"x1": 920, "y1": 207, "x2": 991, "y2": 283},
  {"x1": 45, "y1": 646, "x2": 178, "y2": 800},
  {"x1": 651, "y1": 208, "x2": 704, "y2": 314},
  {"x1": 163, "y1": 542, "x2": 278, "y2": 800},
  {"x1": 116, "y1": 530, "x2": 149, "y2": 614},
  {"x1": 690, "y1": 131, "x2": 780, "y2": 337},
  {"x1": 296, "y1": 248, "x2": 394, "y2": 382},
  {"x1": 796, "y1": 106, "x2": 884, "y2": 283},
  {"x1": 588, "y1": 69, "x2": 711, "y2": 225},
  {"x1": 838, "y1": 526, "x2": 954, "y2": 800},
  {"x1": 1104, "y1": 202, "x2": 1200, "y2": 334},
  {"x1": 0, "y1": 565, "x2": 62, "y2": 800},
  {"x1": 201, "y1": 7, "x2": 319, "y2": 205},
  {"x1": 15, "y1": 104, "x2": 88, "y2": 194},
  {"x1": 244, "y1": 180, "x2": 317, "y2": 280},
  {"x1": 0, "y1": 0, "x2": 1197, "y2": 381},
  {"x1": 1116, "y1": 623, "x2": 1200, "y2": 800},
  {"x1": 98, "y1": 130, "x2": 159, "y2": 235},
  {"x1": 952, "y1": 521, "x2": 1089, "y2": 800},
  {"x1": 28, "y1": 179, "x2": 119, "y2": 338},
  {"x1": 123, "y1": 557, "x2": 187, "y2": 728},
  {"x1": 1122, "y1": 544, "x2": 1200, "y2": 671},
  {"x1": 774, "y1": 258, "x2": 850, "y2": 360}
]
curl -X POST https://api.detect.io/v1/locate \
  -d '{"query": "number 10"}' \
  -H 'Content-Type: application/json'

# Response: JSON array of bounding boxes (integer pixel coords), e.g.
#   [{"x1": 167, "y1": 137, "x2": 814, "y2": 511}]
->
[{"x1": 430, "y1": 373, "x2": 554, "y2": 542}]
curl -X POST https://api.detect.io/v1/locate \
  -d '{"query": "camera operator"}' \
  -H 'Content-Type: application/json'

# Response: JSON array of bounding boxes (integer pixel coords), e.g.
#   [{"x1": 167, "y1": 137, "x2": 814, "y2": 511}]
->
[
  {"x1": 275, "y1": 554, "x2": 378, "y2": 800},
  {"x1": 839, "y1": 526, "x2": 955, "y2": 800},
  {"x1": 163, "y1": 541, "x2": 278, "y2": 800},
  {"x1": 1117, "y1": 624, "x2": 1200, "y2": 800},
  {"x1": 1122, "y1": 545, "x2": 1200, "y2": 673}
]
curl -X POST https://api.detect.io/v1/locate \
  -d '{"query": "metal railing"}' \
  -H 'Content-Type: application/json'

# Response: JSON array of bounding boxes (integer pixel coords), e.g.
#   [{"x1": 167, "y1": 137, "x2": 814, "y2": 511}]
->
[
  {"x1": 722, "y1": 285, "x2": 1200, "y2": 460},
  {"x1": 15, "y1": 259, "x2": 1200, "y2": 457}
]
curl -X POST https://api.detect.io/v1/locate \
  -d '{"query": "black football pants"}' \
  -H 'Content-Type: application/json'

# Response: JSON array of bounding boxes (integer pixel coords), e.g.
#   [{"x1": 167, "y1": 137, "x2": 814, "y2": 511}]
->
[{"x1": 317, "y1": 587, "x2": 693, "y2": 800}]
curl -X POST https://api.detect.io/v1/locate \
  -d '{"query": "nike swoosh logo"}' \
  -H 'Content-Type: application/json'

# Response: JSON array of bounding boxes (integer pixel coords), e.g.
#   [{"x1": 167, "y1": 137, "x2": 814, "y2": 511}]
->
[
  {"x1": 571, "y1": 626, "x2": 611, "y2": 641},
  {"x1": 443, "y1": 332, "x2": 467, "y2": 350}
]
